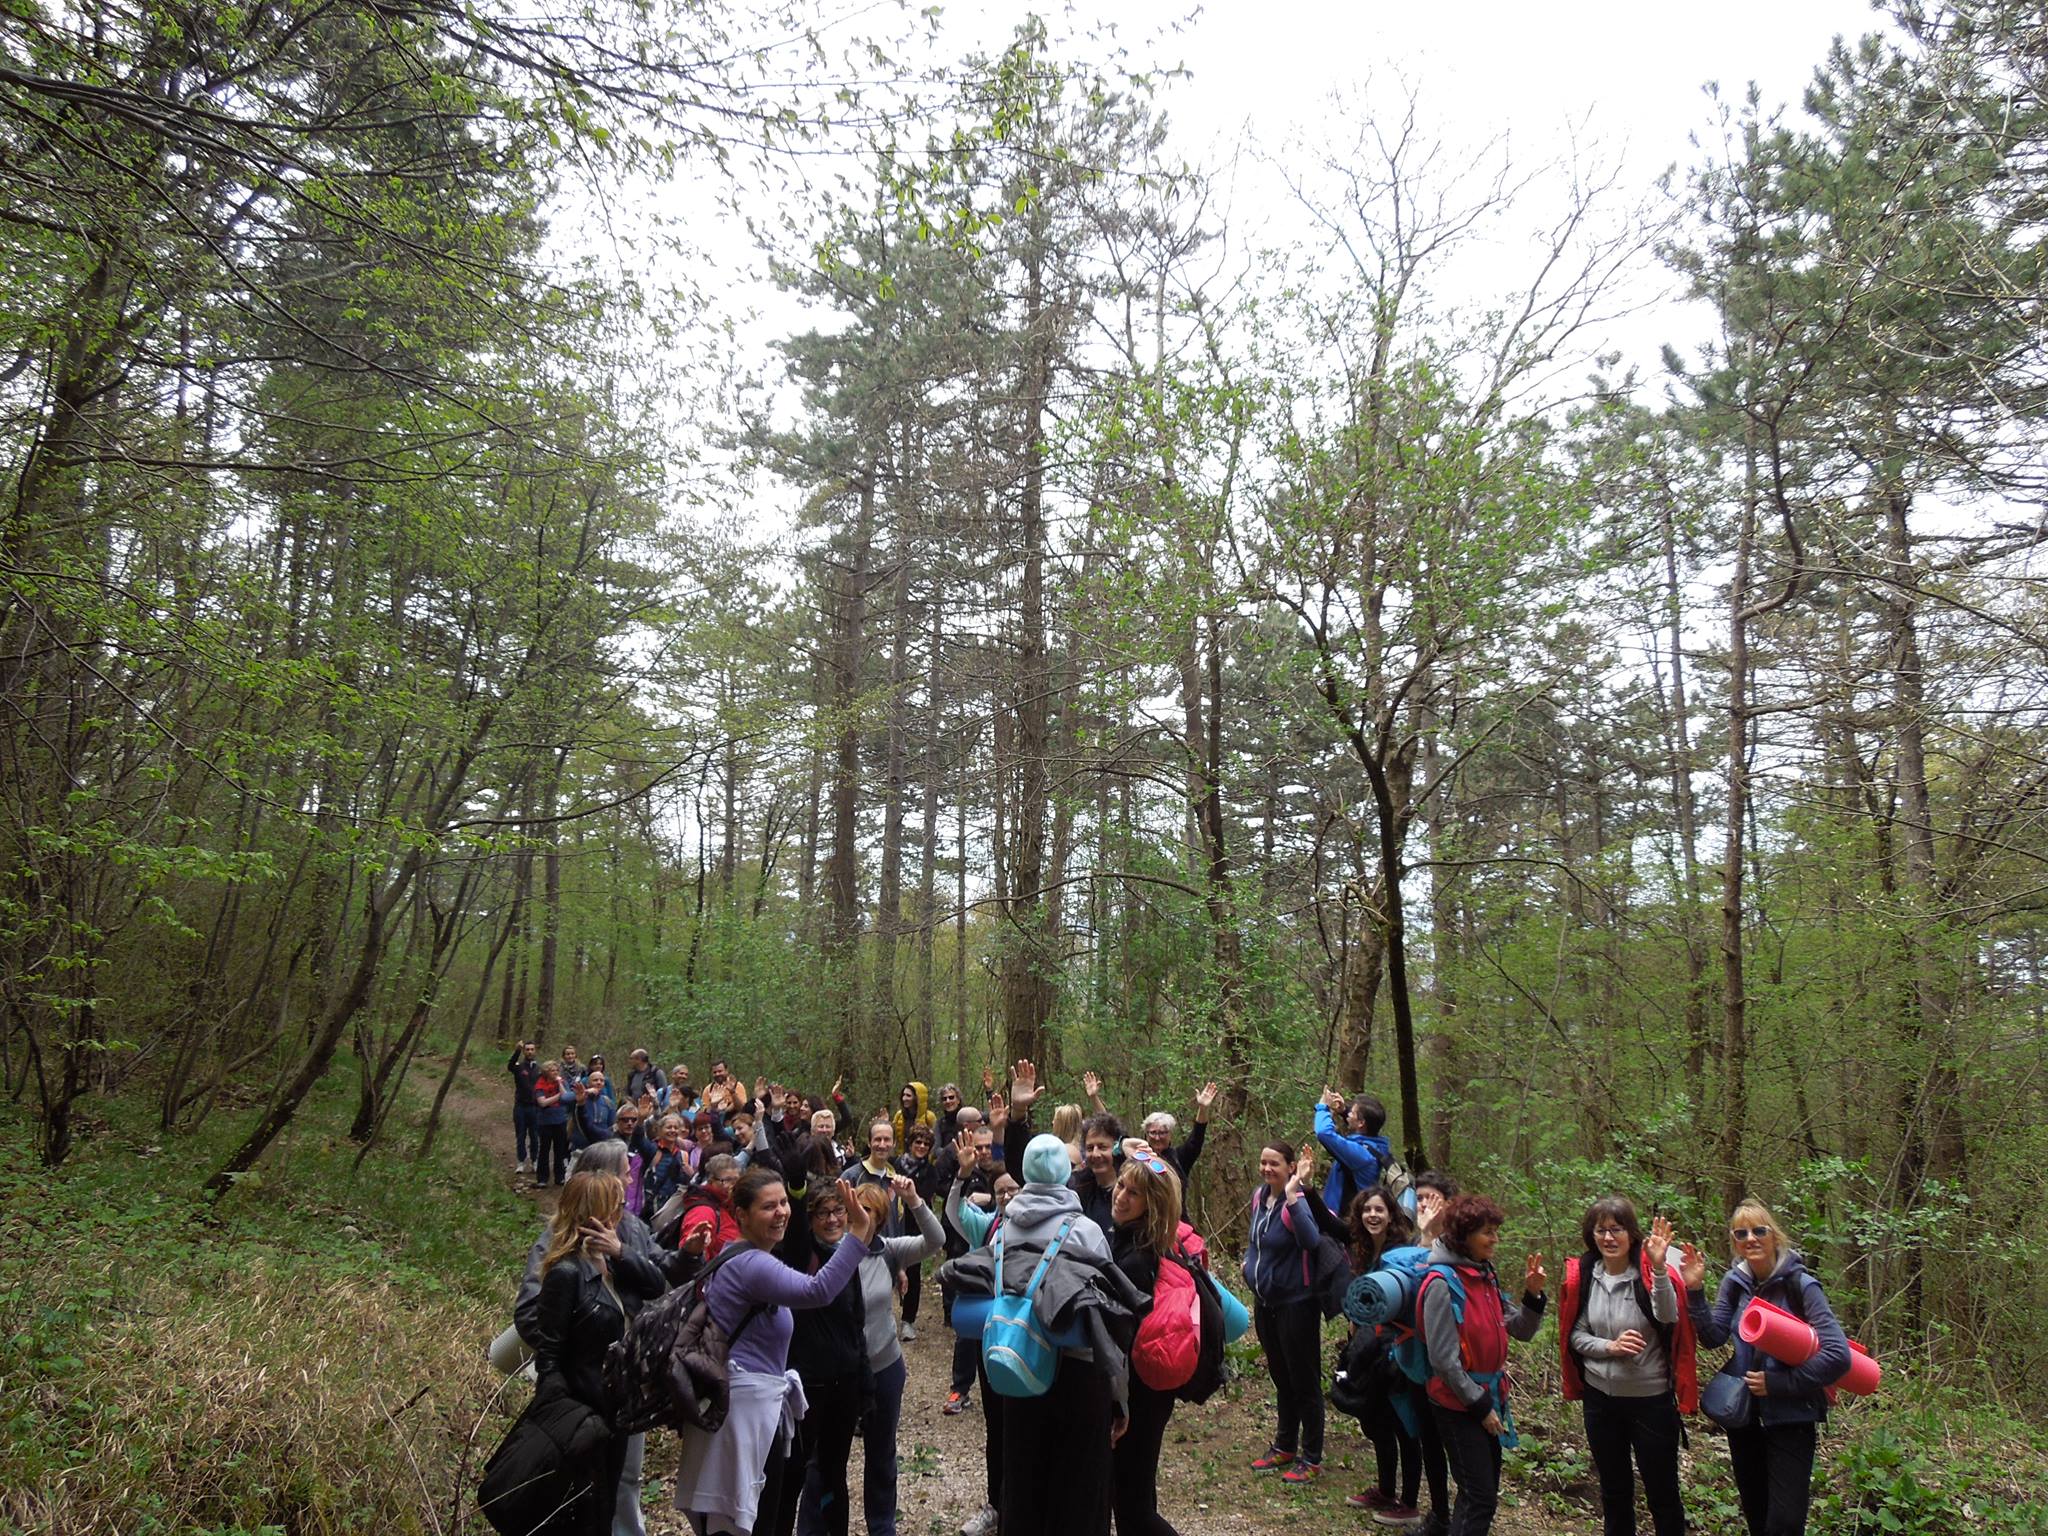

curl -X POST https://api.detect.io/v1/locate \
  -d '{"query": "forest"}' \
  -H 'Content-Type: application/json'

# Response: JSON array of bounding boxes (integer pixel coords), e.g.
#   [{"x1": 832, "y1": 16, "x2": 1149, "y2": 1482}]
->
[{"x1": 4, "y1": 0, "x2": 2048, "y2": 1526}]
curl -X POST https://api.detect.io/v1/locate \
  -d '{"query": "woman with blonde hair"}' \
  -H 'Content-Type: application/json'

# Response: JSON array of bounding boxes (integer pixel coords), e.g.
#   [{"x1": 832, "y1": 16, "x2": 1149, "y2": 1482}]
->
[
  {"x1": 1051, "y1": 1102, "x2": 1085, "y2": 1168},
  {"x1": 1681, "y1": 1200, "x2": 1849, "y2": 1536},
  {"x1": 531, "y1": 1170, "x2": 668, "y2": 1535},
  {"x1": 1109, "y1": 1149, "x2": 1188, "y2": 1536}
]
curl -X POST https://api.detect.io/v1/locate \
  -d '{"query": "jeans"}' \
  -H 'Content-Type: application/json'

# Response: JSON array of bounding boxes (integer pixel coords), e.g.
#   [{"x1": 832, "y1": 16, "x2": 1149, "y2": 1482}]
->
[
  {"x1": 1433, "y1": 1402, "x2": 1502, "y2": 1536},
  {"x1": 513, "y1": 1103, "x2": 538, "y2": 1163},
  {"x1": 861, "y1": 1355, "x2": 908, "y2": 1536},
  {"x1": 613, "y1": 1431, "x2": 646, "y2": 1536},
  {"x1": 1582, "y1": 1387, "x2": 1686, "y2": 1536},
  {"x1": 1253, "y1": 1297, "x2": 1325, "y2": 1463},
  {"x1": 1727, "y1": 1421, "x2": 1818, "y2": 1536}
]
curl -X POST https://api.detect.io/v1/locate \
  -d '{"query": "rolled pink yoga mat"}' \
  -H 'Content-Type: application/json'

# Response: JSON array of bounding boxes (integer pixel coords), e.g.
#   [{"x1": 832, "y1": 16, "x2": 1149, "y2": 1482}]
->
[{"x1": 1737, "y1": 1296, "x2": 1881, "y2": 1395}]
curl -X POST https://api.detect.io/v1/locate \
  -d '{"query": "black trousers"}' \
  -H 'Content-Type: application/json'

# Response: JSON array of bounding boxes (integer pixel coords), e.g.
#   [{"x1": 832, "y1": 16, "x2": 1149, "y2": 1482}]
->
[
  {"x1": 1366, "y1": 1412, "x2": 1421, "y2": 1507},
  {"x1": 1000, "y1": 1355, "x2": 1112, "y2": 1536},
  {"x1": 1412, "y1": 1389, "x2": 1450, "y2": 1527},
  {"x1": 1582, "y1": 1386, "x2": 1686, "y2": 1536},
  {"x1": 797, "y1": 1371, "x2": 864, "y2": 1536},
  {"x1": 1432, "y1": 1401, "x2": 1502, "y2": 1536},
  {"x1": 1111, "y1": 1378, "x2": 1180, "y2": 1536},
  {"x1": 902, "y1": 1261, "x2": 923, "y2": 1326},
  {"x1": 978, "y1": 1356, "x2": 1005, "y2": 1506},
  {"x1": 1727, "y1": 1421, "x2": 1817, "y2": 1536},
  {"x1": 1253, "y1": 1297, "x2": 1325, "y2": 1463},
  {"x1": 536, "y1": 1123, "x2": 570, "y2": 1185}
]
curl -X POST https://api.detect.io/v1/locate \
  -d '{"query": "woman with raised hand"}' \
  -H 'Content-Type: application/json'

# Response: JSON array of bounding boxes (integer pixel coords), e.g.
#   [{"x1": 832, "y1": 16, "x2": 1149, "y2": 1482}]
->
[
  {"x1": 1243, "y1": 1140, "x2": 1326, "y2": 1483},
  {"x1": 847, "y1": 1176, "x2": 944, "y2": 1536},
  {"x1": 1559, "y1": 1200, "x2": 1693, "y2": 1536},
  {"x1": 675, "y1": 1168, "x2": 876, "y2": 1536},
  {"x1": 1420, "y1": 1195, "x2": 1546, "y2": 1536},
  {"x1": 1108, "y1": 1148, "x2": 1189, "y2": 1536},
  {"x1": 1342, "y1": 1189, "x2": 1424, "y2": 1525},
  {"x1": 1682, "y1": 1200, "x2": 1849, "y2": 1536},
  {"x1": 530, "y1": 1169, "x2": 668, "y2": 1535}
]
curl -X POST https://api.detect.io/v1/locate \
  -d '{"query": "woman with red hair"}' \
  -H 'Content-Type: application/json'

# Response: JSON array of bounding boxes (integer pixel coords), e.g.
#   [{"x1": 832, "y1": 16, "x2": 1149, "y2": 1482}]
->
[{"x1": 1419, "y1": 1195, "x2": 1547, "y2": 1536}]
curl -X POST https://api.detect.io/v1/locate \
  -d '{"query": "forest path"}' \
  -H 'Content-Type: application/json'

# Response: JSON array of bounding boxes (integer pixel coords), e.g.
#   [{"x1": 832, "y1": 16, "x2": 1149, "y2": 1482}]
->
[{"x1": 439, "y1": 1054, "x2": 1584, "y2": 1536}]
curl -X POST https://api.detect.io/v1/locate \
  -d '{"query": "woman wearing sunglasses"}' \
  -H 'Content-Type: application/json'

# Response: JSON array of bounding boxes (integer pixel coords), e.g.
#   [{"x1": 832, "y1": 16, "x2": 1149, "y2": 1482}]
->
[
  {"x1": 1680, "y1": 1201, "x2": 1850, "y2": 1536},
  {"x1": 1108, "y1": 1148, "x2": 1189, "y2": 1536}
]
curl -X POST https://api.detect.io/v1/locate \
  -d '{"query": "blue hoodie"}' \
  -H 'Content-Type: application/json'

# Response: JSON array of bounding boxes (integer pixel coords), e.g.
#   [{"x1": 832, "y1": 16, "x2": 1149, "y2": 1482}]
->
[
  {"x1": 1690, "y1": 1250, "x2": 1851, "y2": 1427},
  {"x1": 1313, "y1": 1101, "x2": 1391, "y2": 1218},
  {"x1": 1243, "y1": 1185, "x2": 1321, "y2": 1305}
]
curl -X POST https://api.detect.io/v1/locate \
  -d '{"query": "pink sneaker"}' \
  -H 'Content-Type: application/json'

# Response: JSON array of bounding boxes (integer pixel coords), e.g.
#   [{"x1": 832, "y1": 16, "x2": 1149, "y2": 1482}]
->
[
  {"x1": 1347, "y1": 1489, "x2": 1393, "y2": 1510},
  {"x1": 1249, "y1": 1449, "x2": 1296, "y2": 1472}
]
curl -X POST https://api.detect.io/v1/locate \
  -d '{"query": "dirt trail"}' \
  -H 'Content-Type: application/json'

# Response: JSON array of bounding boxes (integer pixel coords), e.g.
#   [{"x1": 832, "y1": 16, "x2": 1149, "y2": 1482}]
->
[{"x1": 436, "y1": 1053, "x2": 1579, "y2": 1536}]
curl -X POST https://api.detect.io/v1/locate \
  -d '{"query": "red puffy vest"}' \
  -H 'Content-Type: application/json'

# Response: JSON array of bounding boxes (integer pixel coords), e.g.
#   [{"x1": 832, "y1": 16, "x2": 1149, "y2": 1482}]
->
[{"x1": 1557, "y1": 1251, "x2": 1700, "y2": 1414}]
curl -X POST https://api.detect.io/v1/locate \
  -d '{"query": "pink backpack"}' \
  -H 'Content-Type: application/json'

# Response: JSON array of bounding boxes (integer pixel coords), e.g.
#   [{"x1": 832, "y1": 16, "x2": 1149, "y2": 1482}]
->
[{"x1": 1132, "y1": 1249, "x2": 1202, "y2": 1391}]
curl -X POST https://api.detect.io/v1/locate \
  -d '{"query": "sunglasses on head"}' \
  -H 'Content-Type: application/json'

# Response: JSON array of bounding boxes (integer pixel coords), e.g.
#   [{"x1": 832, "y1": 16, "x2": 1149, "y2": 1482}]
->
[
  {"x1": 1133, "y1": 1153, "x2": 1167, "y2": 1175},
  {"x1": 1730, "y1": 1225, "x2": 1772, "y2": 1241}
]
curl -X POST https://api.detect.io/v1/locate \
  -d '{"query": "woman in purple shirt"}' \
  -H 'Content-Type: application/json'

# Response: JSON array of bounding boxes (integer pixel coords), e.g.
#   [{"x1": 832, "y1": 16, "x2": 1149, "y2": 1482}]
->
[{"x1": 675, "y1": 1167, "x2": 876, "y2": 1536}]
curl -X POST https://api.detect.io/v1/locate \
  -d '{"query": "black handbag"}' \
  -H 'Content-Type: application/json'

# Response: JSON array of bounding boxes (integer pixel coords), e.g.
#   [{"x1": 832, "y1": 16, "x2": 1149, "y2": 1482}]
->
[{"x1": 1701, "y1": 1363, "x2": 1755, "y2": 1431}]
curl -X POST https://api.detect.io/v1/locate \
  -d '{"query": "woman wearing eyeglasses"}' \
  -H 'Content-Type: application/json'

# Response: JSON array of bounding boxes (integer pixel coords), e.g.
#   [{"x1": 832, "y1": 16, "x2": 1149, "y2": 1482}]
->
[
  {"x1": 1680, "y1": 1201, "x2": 1849, "y2": 1536},
  {"x1": 1108, "y1": 1149, "x2": 1188, "y2": 1536},
  {"x1": 1556, "y1": 1198, "x2": 1696, "y2": 1536}
]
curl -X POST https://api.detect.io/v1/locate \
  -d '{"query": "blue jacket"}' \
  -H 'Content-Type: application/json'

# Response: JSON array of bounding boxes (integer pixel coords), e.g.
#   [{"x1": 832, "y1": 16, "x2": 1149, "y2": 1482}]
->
[
  {"x1": 579, "y1": 1091, "x2": 617, "y2": 1143},
  {"x1": 1313, "y1": 1102, "x2": 1391, "y2": 1217},
  {"x1": 1690, "y1": 1251, "x2": 1850, "y2": 1427},
  {"x1": 1243, "y1": 1186, "x2": 1321, "y2": 1306}
]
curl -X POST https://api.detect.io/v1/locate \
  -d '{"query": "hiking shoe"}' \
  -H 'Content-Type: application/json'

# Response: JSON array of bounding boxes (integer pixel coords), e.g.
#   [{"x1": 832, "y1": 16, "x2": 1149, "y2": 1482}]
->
[
  {"x1": 1250, "y1": 1449, "x2": 1296, "y2": 1472},
  {"x1": 900, "y1": 1322, "x2": 918, "y2": 1342},
  {"x1": 1280, "y1": 1462, "x2": 1322, "y2": 1485},
  {"x1": 960, "y1": 1504, "x2": 998, "y2": 1536},
  {"x1": 1371, "y1": 1505, "x2": 1423, "y2": 1527},
  {"x1": 1347, "y1": 1490, "x2": 1393, "y2": 1511},
  {"x1": 943, "y1": 1391, "x2": 971, "y2": 1416}
]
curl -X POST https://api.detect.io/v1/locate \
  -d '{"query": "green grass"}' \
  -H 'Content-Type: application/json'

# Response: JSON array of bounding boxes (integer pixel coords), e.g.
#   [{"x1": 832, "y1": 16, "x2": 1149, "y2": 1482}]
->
[{"x1": 0, "y1": 1052, "x2": 537, "y2": 1535}]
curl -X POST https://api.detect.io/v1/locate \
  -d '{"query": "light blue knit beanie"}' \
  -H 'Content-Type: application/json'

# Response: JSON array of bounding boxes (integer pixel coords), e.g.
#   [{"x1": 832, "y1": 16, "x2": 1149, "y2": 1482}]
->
[{"x1": 1021, "y1": 1133, "x2": 1071, "y2": 1188}]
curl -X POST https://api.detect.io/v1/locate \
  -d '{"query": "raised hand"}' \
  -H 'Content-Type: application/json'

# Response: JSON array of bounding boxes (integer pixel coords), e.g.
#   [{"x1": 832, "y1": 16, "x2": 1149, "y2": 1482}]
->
[
  {"x1": 1678, "y1": 1240, "x2": 1707, "y2": 1291},
  {"x1": 841, "y1": 1179, "x2": 877, "y2": 1243},
  {"x1": 1082, "y1": 1069, "x2": 1102, "y2": 1100},
  {"x1": 954, "y1": 1133, "x2": 980, "y2": 1173},
  {"x1": 890, "y1": 1172, "x2": 917, "y2": 1205},
  {"x1": 682, "y1": 1223, "x2": 712, "y2": 1257},
  {"x1": 988, "y1": 1094, "x2": 1008, "y2": 1132},
  {"x1": 1194, "y1": 1081, "x2": 1219, "y2": 1111},
  {"x1": 1287, "y1": 1141, "x2": 1314, "y2": 1196},
  {"x1": 981, "y1": 1065, "x2": 996, "y2": 1095},
  {"x1": 1646, "y1": 1215, "x2": 1674, "y2": 1272},
  {"x1": 1009, "y1": 1060, "x2": 1039, "y2": 1110},
  {"x1": 755, "y1": 1075, "x2": 769, "y2": 1101},
  {"x1": 1322, "y1": 1086, "x2": 1344, "y2": 1111},
  {"x1": 1524, "y1": 1251, "x2": 1549, "y2": 1294}
]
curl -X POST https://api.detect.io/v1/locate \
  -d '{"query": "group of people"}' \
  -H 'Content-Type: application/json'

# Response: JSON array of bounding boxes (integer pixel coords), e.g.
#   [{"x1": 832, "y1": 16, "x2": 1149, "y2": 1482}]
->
[
  {"x1": 1272, "y1": 1088, "x2": 1853, "y2": 1536},
  {"x1": 496, "y1": 1050, "x2": 1857, "y2": 1536}
]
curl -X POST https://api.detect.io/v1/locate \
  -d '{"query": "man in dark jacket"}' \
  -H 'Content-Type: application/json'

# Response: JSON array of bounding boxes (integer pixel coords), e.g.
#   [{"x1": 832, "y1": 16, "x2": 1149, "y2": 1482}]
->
[{"x1": 624, "y1": 1049, "x2": 666, "y2": 1103}]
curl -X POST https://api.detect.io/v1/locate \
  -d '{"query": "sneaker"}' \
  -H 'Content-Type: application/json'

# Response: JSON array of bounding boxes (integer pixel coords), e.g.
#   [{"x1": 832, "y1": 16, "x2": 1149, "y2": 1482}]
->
[
  {"x1": 1249, "y1": 1449, "x2": 1296, "y2": 1472},
  {"x1": 1280, "y1": 1462, "x2": 1322, "y2": 1485},
  {"x1": 960, "y1": 1504, "x2": 998, "y2": 1536},
  {"x1": 511, "y1": 1159, "x2": 526, "y2": 1172},
  {"x1": 1347, "y1": 1490, "x2": 1393, "y2": 1511},
  {"x1": 943, "y1": 1391, "x2": 970, "y2": 1416},
  {"x1": 1371, "y1": 1505, "x2": 1423, "y2": 1527},
  {"x1": 900, "y1": 1322, "x2": 918, "y2": 1342}
]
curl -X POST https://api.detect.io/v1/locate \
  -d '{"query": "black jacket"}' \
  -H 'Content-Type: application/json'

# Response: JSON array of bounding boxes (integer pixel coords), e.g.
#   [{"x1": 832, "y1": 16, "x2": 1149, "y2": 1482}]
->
[
  {"x1": 532, "y1": 1251, "x2": 666, "y2": 1414},
  {"x1": 508, "y1": 1052, "x2": 542, "y2": 1107}
]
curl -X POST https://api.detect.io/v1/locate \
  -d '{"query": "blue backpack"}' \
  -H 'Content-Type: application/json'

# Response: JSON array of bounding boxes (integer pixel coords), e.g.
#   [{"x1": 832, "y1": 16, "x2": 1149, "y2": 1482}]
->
[
  {"x1": 1337, "y1": 1248, "x2": 1464, "y2": 1389},
  {"x1": 983, "y1": 1216, "x2": 1078, "y2": 1398}
]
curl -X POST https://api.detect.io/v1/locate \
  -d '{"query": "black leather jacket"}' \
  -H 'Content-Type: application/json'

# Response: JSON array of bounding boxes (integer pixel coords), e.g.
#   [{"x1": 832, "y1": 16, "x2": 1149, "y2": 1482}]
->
[{"x1": 532, "y1": 1250, "x2": 665, "y2": 1414}]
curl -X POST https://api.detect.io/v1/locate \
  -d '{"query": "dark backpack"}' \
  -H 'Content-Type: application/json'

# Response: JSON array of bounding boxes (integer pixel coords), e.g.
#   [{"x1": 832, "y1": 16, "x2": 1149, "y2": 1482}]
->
[
  {"x1": 476, "y1": 1385, "x2": 611, "y2": 1535},
  {"x1": 602, "y1": 1243, "x2": 771, "y2": 1436},
  {"x1": 1175, "y1": 1248, "x2": 1229, "y2": 1404}
]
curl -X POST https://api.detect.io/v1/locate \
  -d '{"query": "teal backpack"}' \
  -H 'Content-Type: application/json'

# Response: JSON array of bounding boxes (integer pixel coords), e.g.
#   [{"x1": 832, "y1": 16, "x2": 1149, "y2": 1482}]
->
[{"x1": 983, "y1": 1215, "x2": 1078, "y2": 1398}]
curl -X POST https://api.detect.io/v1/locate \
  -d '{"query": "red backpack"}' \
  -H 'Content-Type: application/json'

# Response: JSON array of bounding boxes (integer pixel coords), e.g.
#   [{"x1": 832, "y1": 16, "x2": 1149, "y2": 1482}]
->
[{"x1": 1132, "y1": 1250, "x2": 1202, "y2": 1391}]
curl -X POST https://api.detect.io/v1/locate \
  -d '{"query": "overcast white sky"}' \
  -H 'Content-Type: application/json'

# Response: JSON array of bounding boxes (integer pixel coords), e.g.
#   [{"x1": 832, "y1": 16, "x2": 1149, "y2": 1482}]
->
[{"x1": 632, "y1": 0, "x2": 1897, "y2": 539}]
